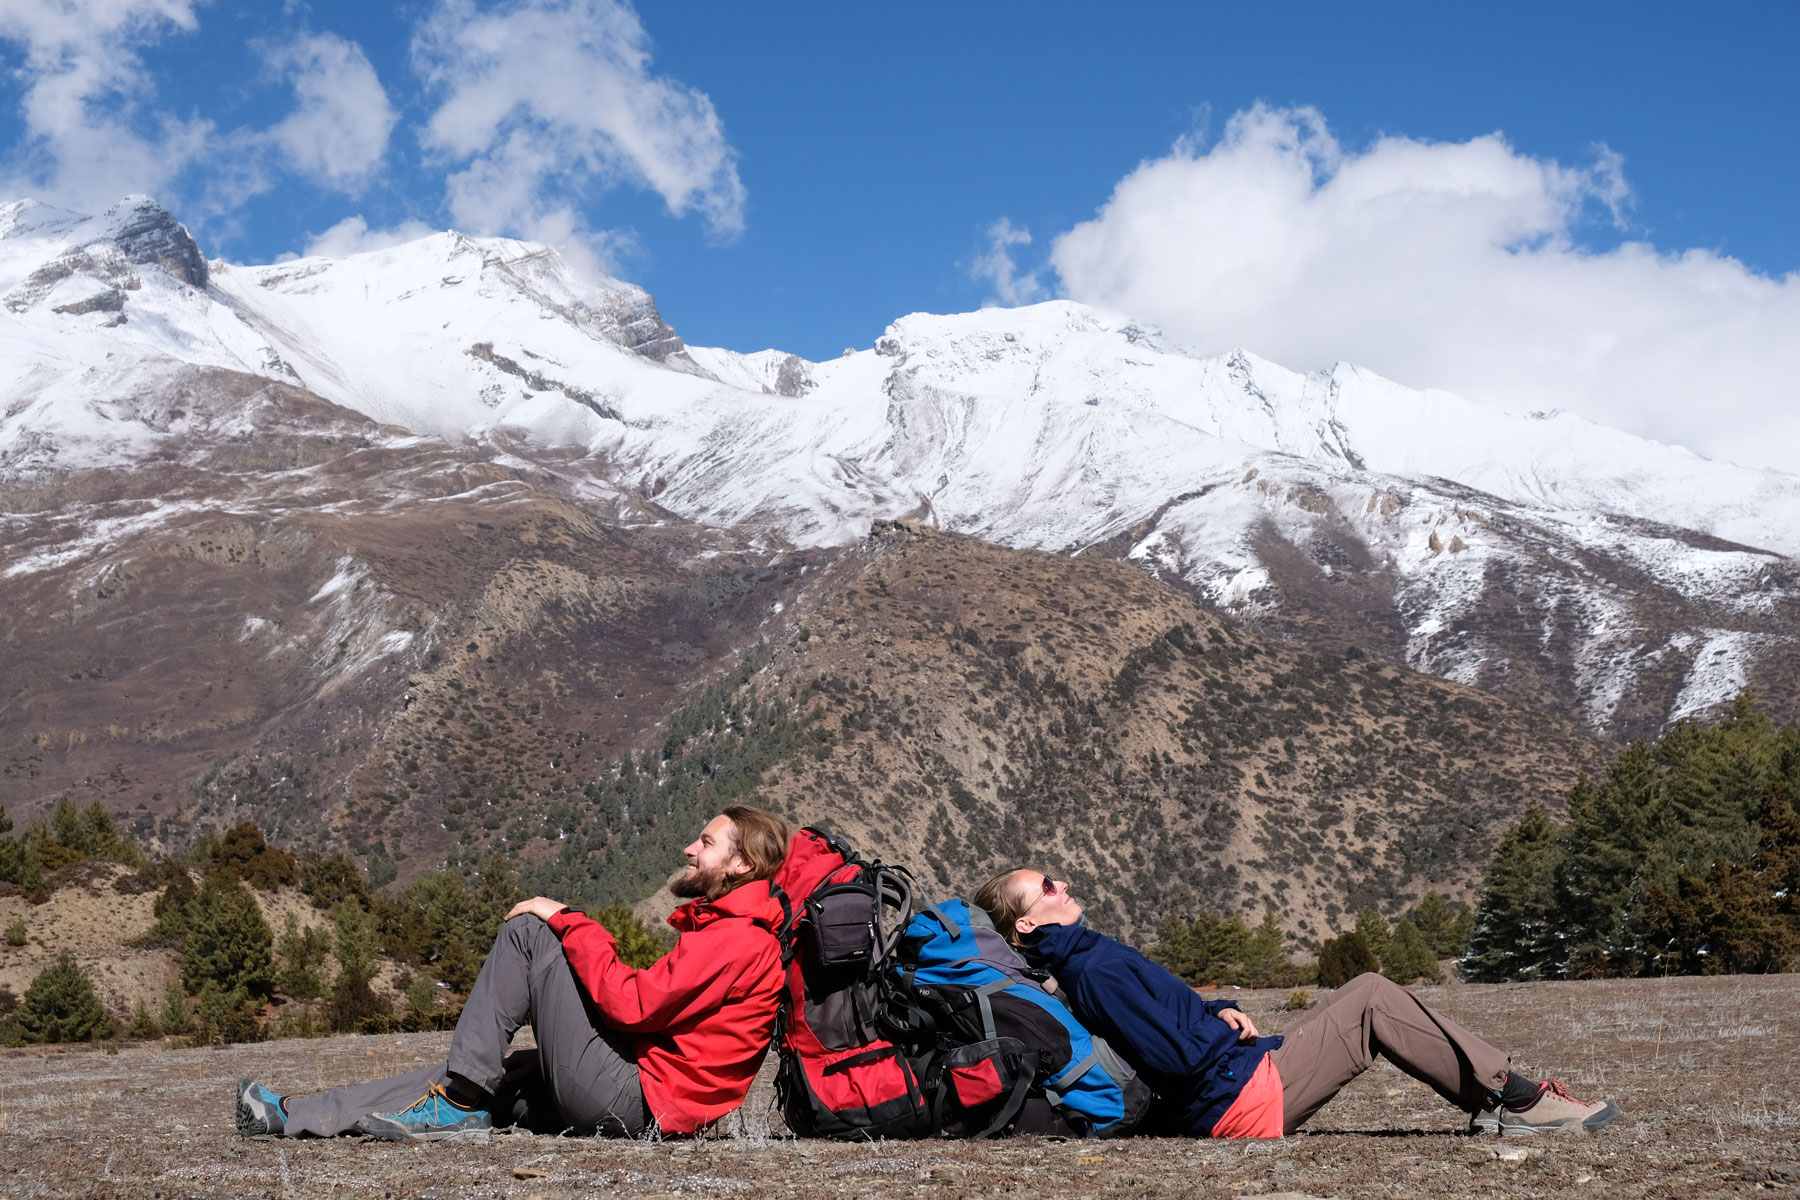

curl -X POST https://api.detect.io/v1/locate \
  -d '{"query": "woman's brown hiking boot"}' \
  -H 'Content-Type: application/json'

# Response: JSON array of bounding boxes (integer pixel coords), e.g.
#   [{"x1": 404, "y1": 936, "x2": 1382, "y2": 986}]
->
[{"x1": 1496, "y1": 1079, "x2": 1621, "y2": 1135}]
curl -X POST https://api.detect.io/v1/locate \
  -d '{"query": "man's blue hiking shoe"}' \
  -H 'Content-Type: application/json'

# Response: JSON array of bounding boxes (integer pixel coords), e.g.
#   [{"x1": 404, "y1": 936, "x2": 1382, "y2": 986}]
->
[
  {"x1": 236, "y1": 1079, "x2": 287, "y2": 1137},
  {"x1": 355, "y1": 1081, "x2": 492, "y2": 1142}
]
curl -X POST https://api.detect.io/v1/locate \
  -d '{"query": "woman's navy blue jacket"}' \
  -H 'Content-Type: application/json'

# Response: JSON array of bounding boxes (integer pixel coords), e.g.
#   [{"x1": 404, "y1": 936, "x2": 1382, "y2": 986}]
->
[{"x1": 1021, "y1": 921, "x2": 1281, "y2": 1135}]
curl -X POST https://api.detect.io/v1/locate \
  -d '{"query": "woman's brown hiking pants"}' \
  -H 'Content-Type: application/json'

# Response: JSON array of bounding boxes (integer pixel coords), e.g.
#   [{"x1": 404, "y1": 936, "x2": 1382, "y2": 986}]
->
[{"x1": 1267, "y1": 972, "x2": 1511, "y2": 1133}]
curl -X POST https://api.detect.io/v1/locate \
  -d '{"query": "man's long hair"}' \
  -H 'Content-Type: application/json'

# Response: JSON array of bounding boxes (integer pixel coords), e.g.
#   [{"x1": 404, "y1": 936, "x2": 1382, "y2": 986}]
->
[{"x1": 722, "y1": 805, "x2": 789, "y2": 885}]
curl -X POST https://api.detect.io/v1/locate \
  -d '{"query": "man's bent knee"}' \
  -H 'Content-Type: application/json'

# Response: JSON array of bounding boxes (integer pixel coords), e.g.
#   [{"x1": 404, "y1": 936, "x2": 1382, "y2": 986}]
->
[{"x1": 499, "y1": 912, "x2": 563, "y2": 955}]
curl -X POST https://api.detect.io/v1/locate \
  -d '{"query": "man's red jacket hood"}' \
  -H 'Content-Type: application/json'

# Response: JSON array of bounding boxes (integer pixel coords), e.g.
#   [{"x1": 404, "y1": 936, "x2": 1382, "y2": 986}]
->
[{"x1": 547, "y1": 881, "x2": 786, "y2": 1134}]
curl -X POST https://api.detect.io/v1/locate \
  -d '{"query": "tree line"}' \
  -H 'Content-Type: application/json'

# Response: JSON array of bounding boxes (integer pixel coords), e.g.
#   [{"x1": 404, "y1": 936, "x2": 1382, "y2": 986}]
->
[
  {"x1": 1464, "y1": 694, "x2": 1800, "y2": 981},
  {"x1": 1, "y1": 812, "x2": 667, "y2": 1047},
  {"x1": 1148, "y1": 892, "x2": 1473, "y2": 990}
]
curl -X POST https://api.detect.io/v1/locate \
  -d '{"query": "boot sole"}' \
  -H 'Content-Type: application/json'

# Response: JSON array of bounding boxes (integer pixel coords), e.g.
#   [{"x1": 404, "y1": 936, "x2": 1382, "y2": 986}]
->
[
  {"x1": 235, "y1": 1078, "x2": 282, "y2": 1137},
  {"x1": 357, "y1": 1117, "x2": 492, "y2": 1143},
  {"x1": 1500, "y1": 1100, "x2": 1622, "y2": 1136}
]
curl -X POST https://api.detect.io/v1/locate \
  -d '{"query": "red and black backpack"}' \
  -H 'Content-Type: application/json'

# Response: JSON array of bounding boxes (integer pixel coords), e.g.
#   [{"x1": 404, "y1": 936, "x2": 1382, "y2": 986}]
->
[{"x1": 769, "y1": 827, "x2": 937, "y2": 1140}]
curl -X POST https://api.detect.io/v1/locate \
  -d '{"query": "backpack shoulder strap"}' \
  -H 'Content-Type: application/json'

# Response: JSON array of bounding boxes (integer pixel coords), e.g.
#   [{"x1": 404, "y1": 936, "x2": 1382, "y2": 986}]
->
[
  {"x1": 971, "y1": 977, "x2": 1012, "y2": 1042},
  {"x1": 919, "y1": 903, "x2": 966, "y2": 941},
  {"x1": 1046, "y1": 1036, "x2": 1134, "y2": 1099}
]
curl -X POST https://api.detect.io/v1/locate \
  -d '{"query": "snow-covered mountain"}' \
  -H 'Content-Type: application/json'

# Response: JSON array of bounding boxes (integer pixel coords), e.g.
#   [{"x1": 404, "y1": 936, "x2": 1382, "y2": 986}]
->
[{"x1": 5, "y1": 196, "x2": 1798, "y2": 737}]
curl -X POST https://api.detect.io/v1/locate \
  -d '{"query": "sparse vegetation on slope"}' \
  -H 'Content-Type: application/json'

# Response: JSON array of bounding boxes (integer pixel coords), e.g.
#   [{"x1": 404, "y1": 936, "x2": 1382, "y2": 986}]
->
[{"x1": 587, "y1": 523, "x2": 1607, "y2": 943}]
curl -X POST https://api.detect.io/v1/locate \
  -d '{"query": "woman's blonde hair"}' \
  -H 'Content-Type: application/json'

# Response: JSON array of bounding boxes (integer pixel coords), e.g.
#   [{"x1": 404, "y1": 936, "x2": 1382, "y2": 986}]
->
[{"x1": 972, "y1": 868, "x2": 1035, "y2": 946}]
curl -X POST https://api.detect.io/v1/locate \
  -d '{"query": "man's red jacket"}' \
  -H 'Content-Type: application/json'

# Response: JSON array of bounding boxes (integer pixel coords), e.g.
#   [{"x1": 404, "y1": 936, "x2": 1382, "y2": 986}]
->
[{"x1": 546, "y1": 880, "x2": 785, "y2": 1134}]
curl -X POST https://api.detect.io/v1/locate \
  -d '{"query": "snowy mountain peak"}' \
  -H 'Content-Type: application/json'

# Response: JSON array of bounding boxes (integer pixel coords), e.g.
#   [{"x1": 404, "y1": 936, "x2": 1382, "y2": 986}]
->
[
  {"x1": 0, "y1": 194, "x2": 207, "y2": 317},
  {"x1": 0, "y1": 198, "x2": 88, "y2": 241},
  {"x1": 93, "y1": 195, "x2": 208, "y2": 288},
  {"x1": 5, "y1": 197, "x2": 1800, "y2": 737}
]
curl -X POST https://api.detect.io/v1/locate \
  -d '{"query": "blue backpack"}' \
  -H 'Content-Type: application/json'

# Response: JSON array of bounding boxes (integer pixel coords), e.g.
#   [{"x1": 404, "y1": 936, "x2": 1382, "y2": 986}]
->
[{"x1": 896, "y1": 899, "x2": 1152, "y2": 1138}]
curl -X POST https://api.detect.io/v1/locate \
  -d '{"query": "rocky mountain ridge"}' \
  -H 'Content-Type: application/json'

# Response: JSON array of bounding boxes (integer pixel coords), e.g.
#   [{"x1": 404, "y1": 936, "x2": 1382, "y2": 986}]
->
[{"x1": 5, "y1": 197, "x2": 1796, "y2": 742}]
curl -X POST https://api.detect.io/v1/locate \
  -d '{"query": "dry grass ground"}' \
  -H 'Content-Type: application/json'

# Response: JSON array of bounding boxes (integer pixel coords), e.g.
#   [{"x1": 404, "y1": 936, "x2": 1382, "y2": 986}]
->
[{"x1": 4, "y1": 973, "x2": 1798, "y2": 1199}]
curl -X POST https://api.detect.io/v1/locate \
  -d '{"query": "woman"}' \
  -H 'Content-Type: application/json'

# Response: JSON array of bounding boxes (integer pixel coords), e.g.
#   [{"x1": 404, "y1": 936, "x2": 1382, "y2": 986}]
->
[{"x1": 972, "y1": 869, "x2": 1621, "y2": 1138}]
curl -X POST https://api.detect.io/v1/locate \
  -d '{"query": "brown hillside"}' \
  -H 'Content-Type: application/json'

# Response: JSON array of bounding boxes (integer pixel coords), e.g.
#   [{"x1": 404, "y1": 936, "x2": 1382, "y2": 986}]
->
[
  {"x1": 522, "y1": 522, "x2": 1607, "y2": 945},
  {"x1": 731, "y1": 522, "x2": 1608, "y2": 943}
]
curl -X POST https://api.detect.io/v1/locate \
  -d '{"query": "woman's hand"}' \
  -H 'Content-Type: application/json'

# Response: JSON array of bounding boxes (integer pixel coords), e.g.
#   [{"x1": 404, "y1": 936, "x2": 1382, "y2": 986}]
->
[
  {"x1": 506, "y1": 896, "x2": 568, "y2": 923},
  {"x1": 1219, "y1": 1007, "x2": 1259, "y2": 1040}
]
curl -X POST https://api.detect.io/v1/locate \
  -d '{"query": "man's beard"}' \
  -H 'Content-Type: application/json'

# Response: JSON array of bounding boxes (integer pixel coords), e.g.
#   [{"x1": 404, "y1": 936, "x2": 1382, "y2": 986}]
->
[{"x1": 670, "y1": 862, "x2": 732, "y2": 901}]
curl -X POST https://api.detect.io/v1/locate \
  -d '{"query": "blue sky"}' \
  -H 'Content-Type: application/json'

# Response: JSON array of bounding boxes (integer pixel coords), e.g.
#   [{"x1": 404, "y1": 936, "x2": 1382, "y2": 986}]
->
[{"x1": 2, "y1": 1, "x2": 1797, "y2": 468}]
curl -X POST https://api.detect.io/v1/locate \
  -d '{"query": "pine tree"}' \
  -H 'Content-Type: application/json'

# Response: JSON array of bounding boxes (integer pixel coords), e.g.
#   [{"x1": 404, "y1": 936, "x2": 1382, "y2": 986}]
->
[
  {"x1": 1410, "y1": 892, "x2": 1469, "y2": 957},
  {"x1": 405, "y1": 973, "x2": 439, "y2": 1017},
  {"x1": 1452, "y1": 903, "x2": 1477, "y2": 954},
  {"x1": 0, "y1": 805, "x2": 22, "y2": 885},
  {"x1": 161, "y1": 978, "x2": 194, "y2": 1036},
  {"x1": 472, "y1": 852, "x2": 524, "y2": 945},
  {"x1": 1656, "y1": 696, "x2": 1771, "y2": 872},
  {"x1": 595, "y1": 904, "x2": 670, "y2": 969},
  {"x1": 1553, "y1": 760, "x2": 1659, "y2": 976},
  {"x1": 330, "y1": 900, "x2": 388, "y2": 1031},
  {"x1": 149, "y1": 867, "x2": 198, "y2": 943},
  {"x1": 14, "y1": 952, "x2": 112, "y2": 1043},
  {"x1": 1239, "y1": 907, "x2": 1291, "y2": 988},
  {"x1": 0, "y1": 801, "x2": 44, "y2": 893},
  {"x1": 128, "y1": 999, "x2": 159, "y2": 1039},
  {"x1": 181, "y1": 872, "x2": 275, "y2": 999},
  {"x1": 1464, "y1": 805, "x2": 1564, "y2": 982},
  {"x1": 76, "y1": 801, "x2": 142, "y2": 865},
  {"x1": 298, "y1": 850, "x2": 371, "y2": 913},
  {"x1": 1755, "y1": 789, "x2": 1800, "y2": 927},
  {"x1": 275, "y1": 913, "x2": 330, "y2": 1004},
  {"x1": 1315, "y1": 930, "x2": 1378, "y2": 988},
  {"x1": 1147, "y1": 914, "x2": 1199, "y2": 982},
  {"x1": 1353, "y1": 909, "x2": 1391, "y2": 971},
  {"x1": 1191, "y1": 911, "x2": 1252, "y2": 985},
  {"x1": 195, "y1": 981, "x2": 262, "y2": 1045},
  {"x1": 385, "y1": 869, "x2": 495, "y2": 992},
  {"x1": 1643, "y1": 792, "x2": 1800, "y2": 976},
  {"x1": 1382, "y1": 919, "x2": 1444, "y2": 984},
  {"x1": 212, "y1": 823, "x2": 297, "y2": 891},
  {"x1": 31, "y1": 798, "x2": 141, "y2": 868}
]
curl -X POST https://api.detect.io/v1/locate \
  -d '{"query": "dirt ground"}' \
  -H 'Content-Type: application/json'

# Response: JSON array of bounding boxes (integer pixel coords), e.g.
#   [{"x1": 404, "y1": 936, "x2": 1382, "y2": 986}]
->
[{"x1": 2, "y1": 973, "x2": 1797, "y2": 1199}]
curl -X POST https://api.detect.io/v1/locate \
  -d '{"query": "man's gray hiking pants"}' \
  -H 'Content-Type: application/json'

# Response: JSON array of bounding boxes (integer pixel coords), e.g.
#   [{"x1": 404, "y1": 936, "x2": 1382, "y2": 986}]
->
[{"x1": 280, "y1": 915, "x2": 649, "y2": 1137}]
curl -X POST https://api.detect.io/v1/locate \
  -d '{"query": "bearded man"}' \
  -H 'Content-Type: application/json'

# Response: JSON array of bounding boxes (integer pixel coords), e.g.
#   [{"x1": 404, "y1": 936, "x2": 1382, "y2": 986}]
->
[{"x1": 235, "y1": 805, "x2": 790, "y2": 1140}]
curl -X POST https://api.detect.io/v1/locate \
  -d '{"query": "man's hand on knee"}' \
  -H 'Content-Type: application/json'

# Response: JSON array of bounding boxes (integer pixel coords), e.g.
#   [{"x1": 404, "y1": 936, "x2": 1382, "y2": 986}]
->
[{"x1": 506, "y1": 897, "x2": 569, "y2": 923}]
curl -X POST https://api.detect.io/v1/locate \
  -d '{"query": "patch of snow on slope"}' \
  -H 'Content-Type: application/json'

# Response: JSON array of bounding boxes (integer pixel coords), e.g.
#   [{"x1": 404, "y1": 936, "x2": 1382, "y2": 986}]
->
[
  {"x1": 1, "y1": 500, "x2": 205, "y2": 579},
  {"x1": 300, "y1": 556, "x2": 417, "y2": 693},
  {"x1": 307, "y1": 557, "x2": 359, "y2": 604},
  {"x1": 1669, "y1": 630, "x2": 1767, "y2": 724},
  {"x1": 1563, "y1": 587, "x2": 1645, "y2": 732}
]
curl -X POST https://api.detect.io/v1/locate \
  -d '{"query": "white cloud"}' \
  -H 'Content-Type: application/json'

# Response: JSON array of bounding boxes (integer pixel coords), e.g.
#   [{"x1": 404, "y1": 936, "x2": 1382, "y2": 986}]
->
[
  {"x1": 0, "y1": 2, "x2": 396, "y2": 217},
  {"x1": 412, "y1": 0, "x2": 745, "y2": 251},
  {"x1": 263, "y1": 32, "x2": 396, "y2": 188},
  {"x1": 971, "y1": 217, "x2": 1046, "y2": 307},
  {"x1": 300, "y1": 214, "x2": 436, "y2": 258},
  {"x1": 0, "y1": 0, "x2": 211, "y2": 204},
  {"x1": 1051, "y1": 104, "x2": 1800, "y2": 474}
]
